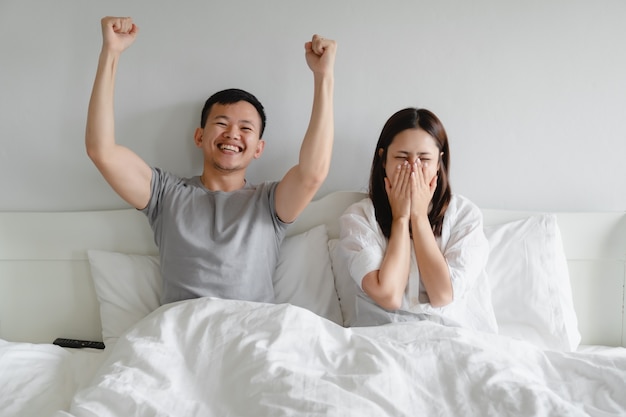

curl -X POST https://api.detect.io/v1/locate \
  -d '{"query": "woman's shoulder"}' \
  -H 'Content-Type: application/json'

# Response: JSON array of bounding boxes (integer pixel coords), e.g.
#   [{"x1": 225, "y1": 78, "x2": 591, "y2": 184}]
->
[
  {"x1": 343, "y1": 197, "x2": 374, "y2": 216},
  {"x1": 446, "y1": 194, "x2": 483, "y2": 223},
  {"x1": 449, "y1": 193, "x2": 480, "y2": 208},
  {"x1": 339, "y1": 198, "x2": 379, "y2": 234}
]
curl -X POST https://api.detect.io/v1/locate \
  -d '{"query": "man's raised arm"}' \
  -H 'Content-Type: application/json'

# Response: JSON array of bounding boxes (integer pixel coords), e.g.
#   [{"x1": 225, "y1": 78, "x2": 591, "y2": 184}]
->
[
  {"x1": 86, "y1": 16, "x2": 152, "y2": 210},
  {"x1": 275, "y1": 34, "x2": 337, "y2": 223}
]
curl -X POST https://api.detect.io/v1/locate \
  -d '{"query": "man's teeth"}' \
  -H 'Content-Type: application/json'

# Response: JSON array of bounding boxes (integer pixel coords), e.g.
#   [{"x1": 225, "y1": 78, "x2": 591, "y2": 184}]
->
[{"x1": 219, "y1": 144, "x2": 240, "y2": 152}]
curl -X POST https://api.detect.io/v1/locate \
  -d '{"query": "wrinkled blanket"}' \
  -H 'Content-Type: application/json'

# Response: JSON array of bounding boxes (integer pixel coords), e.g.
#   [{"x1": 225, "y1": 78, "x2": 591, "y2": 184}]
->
[{"x1": 58, "y1": 297, "x2": 626, "y2": 417}]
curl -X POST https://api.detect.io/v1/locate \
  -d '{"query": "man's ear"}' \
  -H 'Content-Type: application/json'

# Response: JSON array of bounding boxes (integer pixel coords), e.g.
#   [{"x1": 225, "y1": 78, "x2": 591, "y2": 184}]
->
[
  {"x1": 253, "y1": 139, "x2": 266, "y2": 159},
  {"x1": 193, "y1": 127, "x2": 204, "y2": 147}
]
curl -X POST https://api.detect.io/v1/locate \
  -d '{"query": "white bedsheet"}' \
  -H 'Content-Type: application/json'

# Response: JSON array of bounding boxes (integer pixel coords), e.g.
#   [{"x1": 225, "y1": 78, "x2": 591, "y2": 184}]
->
[
  {"x1": 0, "y1": 339, "x2": 106, "y2": 417},
  {"x1": 55, "y1": 297, "x2": 626, "y2": 417}
]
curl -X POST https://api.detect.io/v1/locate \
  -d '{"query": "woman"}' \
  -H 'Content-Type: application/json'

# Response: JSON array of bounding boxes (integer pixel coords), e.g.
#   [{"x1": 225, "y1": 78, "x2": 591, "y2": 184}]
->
[{"x1": 338, "y1": 108, "x2": 497, "y2": 332}]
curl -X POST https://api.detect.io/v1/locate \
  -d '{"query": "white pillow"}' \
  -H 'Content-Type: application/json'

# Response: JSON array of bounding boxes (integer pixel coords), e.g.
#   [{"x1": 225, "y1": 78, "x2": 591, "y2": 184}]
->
[
  {"x1": 88, "y1": 225, "x2": 343, "y2": 346},
  {"x1": 87, "y1": 250, "x2": 161, "y2": 347},
  {"x1": 484, "y1": 214, "x2": 581, "y2": 351},
  {"x1": 328, "y1": 239, "x2": 358, "y2": 327},
  {"x1": 273, "y1": 225, "x2": 343, "y2": 325}
]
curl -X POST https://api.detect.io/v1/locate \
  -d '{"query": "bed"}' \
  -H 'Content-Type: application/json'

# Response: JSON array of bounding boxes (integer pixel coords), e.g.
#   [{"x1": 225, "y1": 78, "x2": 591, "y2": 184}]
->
[{"x1": 1, "y1": 190, "x2": 625, "y2": 417}]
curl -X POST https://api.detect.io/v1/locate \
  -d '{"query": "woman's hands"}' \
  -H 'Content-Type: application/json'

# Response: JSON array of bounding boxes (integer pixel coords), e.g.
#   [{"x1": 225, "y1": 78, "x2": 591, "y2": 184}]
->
[
  {"x1": 385, "y1": 161, "x2": 412, "y2": 221},
  {"x1": 385, "y1": 159, "x2": 438, "y2": 223}
]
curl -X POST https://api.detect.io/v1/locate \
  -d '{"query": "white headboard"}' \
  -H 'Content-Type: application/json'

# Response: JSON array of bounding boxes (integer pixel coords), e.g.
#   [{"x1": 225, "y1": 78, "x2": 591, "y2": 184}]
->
[{"x1": 1, "y1": 191, "x2": 624, "y2": 347}]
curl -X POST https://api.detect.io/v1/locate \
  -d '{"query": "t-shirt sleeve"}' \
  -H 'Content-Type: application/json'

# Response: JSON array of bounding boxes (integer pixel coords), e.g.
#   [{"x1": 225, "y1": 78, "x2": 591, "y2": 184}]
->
[
  {"x1": 265, "y1": 181, "x2": 289, "y2": 231},
  {"x1": 338, "y1": 200, "x2": 385, "y2": 290},
  {"x1": 140, "y1": 167, "x2": 172, "y2": 226}
]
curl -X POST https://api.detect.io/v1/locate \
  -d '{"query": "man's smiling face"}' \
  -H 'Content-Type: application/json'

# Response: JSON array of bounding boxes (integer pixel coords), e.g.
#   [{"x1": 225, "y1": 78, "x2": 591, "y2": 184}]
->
[{"x1": 195, "y1": 101, "x2": 265, "y2": 173}]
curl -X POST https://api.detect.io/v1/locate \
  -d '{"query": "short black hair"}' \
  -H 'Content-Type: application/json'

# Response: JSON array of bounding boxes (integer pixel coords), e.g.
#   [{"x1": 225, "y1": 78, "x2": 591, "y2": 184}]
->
[{"x1": 200, "y1": 88, "x2": 267, "y2": 137}]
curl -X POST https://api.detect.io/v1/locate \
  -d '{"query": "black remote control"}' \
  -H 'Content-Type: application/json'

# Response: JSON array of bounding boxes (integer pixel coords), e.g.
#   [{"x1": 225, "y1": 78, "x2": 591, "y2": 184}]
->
[{"x1": 53, "y1": 338, "x2": 105, "y2": 349}]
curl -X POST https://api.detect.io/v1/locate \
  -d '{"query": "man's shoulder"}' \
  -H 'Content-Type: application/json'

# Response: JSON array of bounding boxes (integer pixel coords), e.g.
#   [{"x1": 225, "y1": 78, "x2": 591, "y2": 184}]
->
[
  {"x1": 240, "y1": 180, "x2": 281, "y2": 201},
  {"x1": 152, "y1": 167, "x2": 200, "y2": 187},
  {"x1": 244, "y1": 180, "x2": 279, "y2": 190}
]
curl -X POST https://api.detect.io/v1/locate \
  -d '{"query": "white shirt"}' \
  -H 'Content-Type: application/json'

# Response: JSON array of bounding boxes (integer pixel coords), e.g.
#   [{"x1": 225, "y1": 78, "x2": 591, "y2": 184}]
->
[{"x1": 338, "y1": 195, "x2": 498, "y2": 333}]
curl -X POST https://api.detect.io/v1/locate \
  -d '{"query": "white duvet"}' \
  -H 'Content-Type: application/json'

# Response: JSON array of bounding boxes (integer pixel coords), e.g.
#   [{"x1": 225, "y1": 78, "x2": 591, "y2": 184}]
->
[
  {"x1": 0, "y1": 340, "x2": 105, "y2": 417},
  {"x1": 58, "y1": 297, "x2": 625, "y2": 417}
]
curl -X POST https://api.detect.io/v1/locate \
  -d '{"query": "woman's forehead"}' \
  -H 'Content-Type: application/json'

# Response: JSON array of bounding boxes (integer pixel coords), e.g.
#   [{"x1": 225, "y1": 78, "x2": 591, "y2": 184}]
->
[{"x1": 389, "y1": 129, "x2": 438, "y2": 152}]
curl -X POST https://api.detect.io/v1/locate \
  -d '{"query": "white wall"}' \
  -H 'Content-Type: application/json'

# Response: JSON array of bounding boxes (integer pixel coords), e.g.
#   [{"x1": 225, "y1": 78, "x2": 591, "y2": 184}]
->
[{"x1": 1, "y1": 0, "x2": 625, "y2": 212}]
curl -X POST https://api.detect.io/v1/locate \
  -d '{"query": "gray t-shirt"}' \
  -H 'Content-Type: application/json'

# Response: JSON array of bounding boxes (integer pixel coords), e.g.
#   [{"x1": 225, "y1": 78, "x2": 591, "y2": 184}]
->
[{"x1": 141, "y1": 168, "x2": 289, "y2": 305}]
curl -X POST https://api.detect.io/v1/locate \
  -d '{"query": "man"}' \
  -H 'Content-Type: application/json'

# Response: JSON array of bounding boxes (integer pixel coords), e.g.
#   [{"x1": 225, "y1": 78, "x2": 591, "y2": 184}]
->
[{"x1": 86, "y1": 16, "x2": 336, "y2": 305}]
